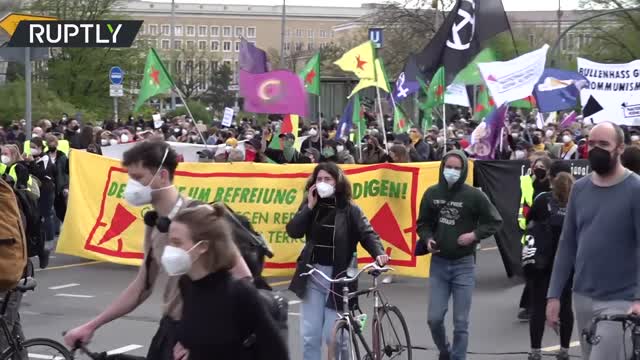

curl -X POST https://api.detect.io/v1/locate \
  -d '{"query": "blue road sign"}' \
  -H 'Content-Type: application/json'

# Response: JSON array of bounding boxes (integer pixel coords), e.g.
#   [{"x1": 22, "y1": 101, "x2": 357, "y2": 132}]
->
[
  {"x1": 369, "y1": 28, "x2": 383, "y2": 49},
  {"x1": 109, "y1": 66, "x2": 124, "y2": 85}
]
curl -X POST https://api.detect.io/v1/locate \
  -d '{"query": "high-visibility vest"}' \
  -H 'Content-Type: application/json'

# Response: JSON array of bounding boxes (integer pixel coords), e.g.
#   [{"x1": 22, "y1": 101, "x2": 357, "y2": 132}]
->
[
  {"x1": 0, "y1": 163, "x2": 6, "y2": 175},
  {"x1": 519, "y1": 175, "x2": 534, "y2": 244},
  {"x1": 23, "y1": 140, "x2": 48, "y2": 156},
  {"x1": 5, "y1": 163, "x2": 33, "y2": 188},
  {"x1": 58, "y1": 140, "x2": 70, "y2": 156}
]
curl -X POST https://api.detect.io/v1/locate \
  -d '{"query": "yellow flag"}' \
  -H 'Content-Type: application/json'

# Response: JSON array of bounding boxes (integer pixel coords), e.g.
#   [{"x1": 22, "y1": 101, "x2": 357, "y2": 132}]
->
[
  {"x1": 348, "y1": 58, "x2": 390, "y2": 98},
  {"x1": 334, "y1": 41, "x2": 376, "y2": 80}
]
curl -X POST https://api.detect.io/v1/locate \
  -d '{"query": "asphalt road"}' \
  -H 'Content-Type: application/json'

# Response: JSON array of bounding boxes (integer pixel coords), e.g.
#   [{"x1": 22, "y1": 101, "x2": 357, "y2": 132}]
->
[{"x1": 20, "y1": 242, "x2": 583, "y2": 359}]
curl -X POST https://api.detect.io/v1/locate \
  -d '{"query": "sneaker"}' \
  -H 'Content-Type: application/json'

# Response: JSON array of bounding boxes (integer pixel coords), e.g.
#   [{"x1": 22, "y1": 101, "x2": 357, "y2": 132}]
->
[
  {"x1": 528, "y1": 353, "x2": 542, "y2": 360},
  {"x1": 438, "y1": 353, "x2": 450, "y2": 360},
  {"x1": 556, "y1": 351, "x2": 570, "y2": 360},
  {"x1": 382, "y1": 275, "x2": 394, "y2": 284},
  {"x1": 518, "y1": 308, "x2": 530, "y2": 322}
]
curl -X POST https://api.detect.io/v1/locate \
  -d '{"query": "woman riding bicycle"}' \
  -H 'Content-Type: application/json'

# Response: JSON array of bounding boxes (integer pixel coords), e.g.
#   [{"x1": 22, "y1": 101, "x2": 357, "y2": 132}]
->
[
  {"x1": 286, "y1": 162, "x2": 388, "y2": 360},
  {"x1": 166, "y1": 204, "x2": 288, "y2": 360}
]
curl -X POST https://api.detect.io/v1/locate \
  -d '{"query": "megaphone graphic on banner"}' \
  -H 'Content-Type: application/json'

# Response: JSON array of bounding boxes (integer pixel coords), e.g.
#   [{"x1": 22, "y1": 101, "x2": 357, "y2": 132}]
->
[{"x1": 97, "y1": 203, "x2": 137, "y2": 246}]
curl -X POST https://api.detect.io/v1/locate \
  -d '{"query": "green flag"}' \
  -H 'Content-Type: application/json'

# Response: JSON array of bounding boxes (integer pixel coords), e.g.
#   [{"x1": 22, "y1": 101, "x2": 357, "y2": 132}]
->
[
  {"x1": 135, "y1": 48, "x2": 174, "y2": 111},
  {"x1": 417, "y1": 77, "x2": 432, "y2": 130},
  {"x1": 393, "y1": 104, "x2": 411, "y2": 133},
  {"x1": 474, "y1": 85, "x2": 495, "y2": 121},
  {"x1": 352, "y1": 93, "x2": 365, "y2": 143},
  {"x1": 452, "y1": 48, "x2": 498, "y2": 85},
  {"x1": 298, "y1": 52, "x2": 320, "y2": 96},
  {"x1": 425, "y1": 66, "x2": 446, "y2": 109},
  {"x1": 510, "y1": 95, "x2": 537, "y2": 109}
]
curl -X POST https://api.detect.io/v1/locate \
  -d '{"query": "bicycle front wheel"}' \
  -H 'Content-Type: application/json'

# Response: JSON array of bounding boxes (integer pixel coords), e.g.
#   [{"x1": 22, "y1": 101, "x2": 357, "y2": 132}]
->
[
  {"x1": 378, "y1": 305, "x2": 412, "y2": 360},
  {"x1": 4, "y1": 338, "x2": 73, "y2": 360},
  {"x1": 328, "y1": 319, "x2": 360, "y2": 360}
]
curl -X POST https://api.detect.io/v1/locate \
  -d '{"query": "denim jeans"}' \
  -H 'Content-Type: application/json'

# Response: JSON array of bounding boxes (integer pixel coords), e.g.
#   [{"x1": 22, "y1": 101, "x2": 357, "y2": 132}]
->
[
  {"x1": 427, "y1": 255, "x2": 476, "y2": 360},
  {"x1": 301, "y1": 264, "x2": 346, "y2": 360}
]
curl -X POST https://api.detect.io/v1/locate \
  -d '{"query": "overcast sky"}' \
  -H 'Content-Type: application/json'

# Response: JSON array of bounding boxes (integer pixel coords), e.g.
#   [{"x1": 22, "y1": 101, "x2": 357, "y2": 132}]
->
[{"x1": 158, "y1": 0, "x2": 581, "y2": 11}]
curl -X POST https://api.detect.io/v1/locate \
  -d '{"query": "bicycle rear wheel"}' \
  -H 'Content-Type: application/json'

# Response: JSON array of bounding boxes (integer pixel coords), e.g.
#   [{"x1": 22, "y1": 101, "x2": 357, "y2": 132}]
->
[
  {"x1": 377, "y1": 305, "x2": 412, "y2": 360},
  {"x1": 328, "y1": 319, "x2": 360, "y2": 360},
  {"x1": 4, "y1": 338, "x2": 73, "y2": 360}
]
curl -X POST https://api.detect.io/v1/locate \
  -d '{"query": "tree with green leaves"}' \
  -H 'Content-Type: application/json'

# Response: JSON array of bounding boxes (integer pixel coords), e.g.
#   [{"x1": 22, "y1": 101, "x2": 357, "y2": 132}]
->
[{"x1": 198, "y1": 64, "x2": 234, "y2": 114}]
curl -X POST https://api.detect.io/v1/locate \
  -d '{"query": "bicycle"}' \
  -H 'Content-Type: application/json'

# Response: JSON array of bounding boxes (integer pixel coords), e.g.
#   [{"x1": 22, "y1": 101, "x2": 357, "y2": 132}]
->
[
  {"x1": 300, "y1": 262, "x2": 412, "y2": 360},
  {"x1": 583, "y1": 313, "x2": 640, "y2": 359},
  {"x1": 71, "y1": 344, "x2": 145, "y2": 360},
  {"x1": 0, "y1": 276, "x2": 72, "y2": 360}
]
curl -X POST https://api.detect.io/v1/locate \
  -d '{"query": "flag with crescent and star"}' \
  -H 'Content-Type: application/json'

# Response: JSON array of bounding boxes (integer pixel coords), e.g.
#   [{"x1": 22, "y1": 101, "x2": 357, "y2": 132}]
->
[
  {"x1": 392, "y1": 54, "x2": 423, "y2": 103},
  {"x1": 334, "y1": 41, "x2": 376, "y2": 80},
  {"x1": 239, "y1": 69, "x2": 309, "y2": 117},
  {"x1": 298, "y1": 52, "x2": 320, "y2": 96},
  {"x1": 134, "y1": 48, "x2": 174, "y2": 111}
]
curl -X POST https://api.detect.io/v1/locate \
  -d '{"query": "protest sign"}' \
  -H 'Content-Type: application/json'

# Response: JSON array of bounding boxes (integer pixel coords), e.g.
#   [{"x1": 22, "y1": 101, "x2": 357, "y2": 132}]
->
[
  {"x1": 57, "y1": 151, "x2": 474, "y2": 277},
  {"x1": 478, "y1": 44, "x2": 549, "y2": 106},
  {"x1": 444, "y1": 84, "x2": 470, "y2": 107},
  {"x1": 222, "y1": 107, "x2": 234, "y2": 127},
  {"x1": 577, "y1": 58, "x2": 640, "y2": 125}
]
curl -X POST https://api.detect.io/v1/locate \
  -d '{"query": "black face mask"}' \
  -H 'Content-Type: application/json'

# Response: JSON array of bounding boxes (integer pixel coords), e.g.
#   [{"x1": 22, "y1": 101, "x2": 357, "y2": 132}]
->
[
  {"x1": 589, "y1": 147, "x2": 615, "y2": 175},
  {"x1": 532, "y1": 135, "x2": 541, "y2": 145},
  {"x1": 533, "y1": 168, "x2": 547, "y2": 180},
  {"x1": 48, "y1": 146, "x2": 57, "y2": 153}
]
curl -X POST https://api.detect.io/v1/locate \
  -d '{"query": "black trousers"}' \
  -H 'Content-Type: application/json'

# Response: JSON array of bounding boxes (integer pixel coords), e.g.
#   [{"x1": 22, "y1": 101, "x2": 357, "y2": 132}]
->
[
  {"x1": 147, "y1": 316, "x2": 179, "y2": 360},
  {"x1": 526, "y1": 268, "x2": 574, "y2": 349}
]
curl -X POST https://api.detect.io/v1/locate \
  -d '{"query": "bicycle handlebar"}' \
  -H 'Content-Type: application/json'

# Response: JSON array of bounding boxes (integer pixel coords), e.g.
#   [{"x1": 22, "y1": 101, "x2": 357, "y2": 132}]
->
[
  {"x1": 300, "y1": 261, "x2": 393, "y2": 284},
  {"x1": 583, "y1": 313, "x2": 640, "y2": 345}
]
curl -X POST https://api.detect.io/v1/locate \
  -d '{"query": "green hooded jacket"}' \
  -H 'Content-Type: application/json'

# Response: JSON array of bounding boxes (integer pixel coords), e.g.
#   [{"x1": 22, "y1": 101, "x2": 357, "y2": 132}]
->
[{"x1": 416, "y1": 150, "x2": 503, "y2": 260}]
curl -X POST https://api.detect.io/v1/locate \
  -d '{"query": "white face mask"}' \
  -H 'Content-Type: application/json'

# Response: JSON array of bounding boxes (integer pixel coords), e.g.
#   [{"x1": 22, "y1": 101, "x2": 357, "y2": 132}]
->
[
  {"x1": 181, "y1": 129, "x2": 188, "y2": 135},
  {"x1": 31, "y1": 149, "x2": 41, "y2": 156},
  {"x1": 443, "y1": 168, "x2": 461, "y2": 186},
  {"x1": 161, "y1": 242, "x2": 204, "y2": 276},
  {"x1": 512, "y1": 133, "x2": 519, "y2": 139},
  {"x1": 121, "y1": 134, "x2": 129, "y2": 143},
  {"x1": 316, "y1": 181, "x2": 335, "y2": 199},
  {"x1": 336, "y1": 145, "x2": 345, "y2": 153},
  {"x1": 101, "y1": 139, "x2": 109, "y2": 146},
  {"x1": 245, "y1": 134, "x2": 254, "y2": 140},
  {"x1": 545, "y1": 130, "x2": 554, "y2": 138},
  {"x1": 109, "y1": 139, "x2": 118, "y2": 146},
  {"x1": 562, "y1": 135, "x2": 572, "y2": 144},
  {"x1": 515, "y1": 150, "x2": 526, "y2": 160},
  {"x1": 1, "y1": 155, "x2": 10, "y2": 165},
  {"x1": 308, "y1": 128, "x2": 318, "y2": 137},
  {"x1": 31, "y1": 133, "x2": 38, "y2": 139},
  {"x1": 124, "y1": 149, "x2": 170, "y2": 207}
]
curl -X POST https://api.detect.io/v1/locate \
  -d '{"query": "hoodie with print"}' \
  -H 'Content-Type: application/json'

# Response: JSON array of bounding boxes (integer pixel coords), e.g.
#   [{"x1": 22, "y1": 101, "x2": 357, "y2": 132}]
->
[{"x1": 416, "y1": 150, "x2": 503, "y2": 260}]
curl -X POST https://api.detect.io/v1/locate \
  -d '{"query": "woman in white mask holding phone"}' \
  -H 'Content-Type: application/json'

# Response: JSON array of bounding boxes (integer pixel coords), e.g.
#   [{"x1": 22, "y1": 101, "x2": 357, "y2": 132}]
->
[{"x1": 286, "y1": 162, "x2": 388, "y2": 360}]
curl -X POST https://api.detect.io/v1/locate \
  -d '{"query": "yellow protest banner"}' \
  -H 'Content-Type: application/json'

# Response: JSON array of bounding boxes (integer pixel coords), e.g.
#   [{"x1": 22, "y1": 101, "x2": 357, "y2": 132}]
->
[{"x1": 57, "y1": 150, "x2": 473, "y2": 277}]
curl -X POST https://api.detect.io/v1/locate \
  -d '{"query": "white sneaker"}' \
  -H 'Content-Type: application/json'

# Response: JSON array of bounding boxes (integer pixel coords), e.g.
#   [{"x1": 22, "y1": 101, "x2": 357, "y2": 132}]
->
[{"x1": 382, "y1": 275, "x2": 394, "y2": 284}]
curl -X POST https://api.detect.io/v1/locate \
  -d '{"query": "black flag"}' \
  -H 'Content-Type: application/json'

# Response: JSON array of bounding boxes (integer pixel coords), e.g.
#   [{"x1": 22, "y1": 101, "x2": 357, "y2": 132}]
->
[{"x1": 416, "y1": 0, "x2": 510, "y2": 84}]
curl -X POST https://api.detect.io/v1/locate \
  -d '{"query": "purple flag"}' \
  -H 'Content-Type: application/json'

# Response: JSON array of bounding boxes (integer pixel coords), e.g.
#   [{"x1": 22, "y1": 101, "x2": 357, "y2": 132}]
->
[
  {"x1": 560, "y1": 111, "x2": 578, "y2": 129},
  {"x1": 467, "y1": 103, "x2": 508, "y2": 160},
  {"x1": 239, "y1": 39, "x2": 268, "y2": 74},
  {"x1": 239, "y1": 70, "x2": 309, "y2": 117}
]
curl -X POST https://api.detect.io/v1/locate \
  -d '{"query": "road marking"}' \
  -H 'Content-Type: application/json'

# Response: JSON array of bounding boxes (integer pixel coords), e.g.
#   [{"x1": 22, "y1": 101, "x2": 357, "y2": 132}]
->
[
  {"x1": 289, "y1": 312, "x2": 301, "y2": 316},
  {"x1": 48, "y1": 283, "x2": 79, "y2": 290},
  {"x1": 542, "y1": 341, "x2": 581, "y2": 352},
  {"x1": 288, "y1": 300, "x2": 301, "y2": 305},
  {"x1": 55, "y1": 293, "x2": 94, "y2": 299},
  {"x1": 107, "y1": 344, "x2": 144, "y2": 355},
  {"x1": 269, "y1": 280, "x2": 290, "y2": 287},
  {"x1": 480, "y1": 246, "x2": 498, "y2": 251},
  {"x1": 36, "y1": 261, "x2": 104, "y2": 272},
  {"x1": 27, "y1": 354, "x2": 65, "y2": 360}
]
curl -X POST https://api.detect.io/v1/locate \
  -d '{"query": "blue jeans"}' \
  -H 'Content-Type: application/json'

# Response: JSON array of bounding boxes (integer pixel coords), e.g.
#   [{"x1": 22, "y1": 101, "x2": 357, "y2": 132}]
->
[
  {"x1": 427, "y1": 255, "x2": 476, "y2": 360},
  {"x1": 301, "y1": 264, "x2": 345, "y2": 360}
]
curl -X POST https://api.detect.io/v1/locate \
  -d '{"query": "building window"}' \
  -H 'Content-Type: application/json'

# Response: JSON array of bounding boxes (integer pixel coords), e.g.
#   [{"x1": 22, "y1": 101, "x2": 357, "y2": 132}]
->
[
  {"x1": 198, "y1": 40, "x2": 207, "y2": 50},
  {"x1": 308, "y1": 29, "x2": 314, "y2": 38},
  {"x1": 210, "y1": 60, "x2": 218, "y2": 70},
  {"x1": 149, "y1": 39, "x2": 157, "y2": 48},
  {"x1": 235, "y1": 26, "x2": 243, "y2": 37},
  {"x1": 161, "y1": 24, "x2": 170, "y2": 35},
  {"x1": 319, "y1": 30, "x2": 328, "y2": 38},
  {"x1": 249, "y1": 41, "x2": 256, "y2": 46},
  {"x1": 235, "y1": 41, "x2": 241, "y2": 52},
  {"x1": 223, "y1": 26, "x2": 232, "y2": 37},
  {"x1": 174, "y1": 25, "x2": 183, "y2": 36},
  {"x1": 284, "y1": 42, "x2": 291, "y2": 51},
  {"x1": 161, "y1": 39, "x2": 170, "y2": 49},
  {"x1": 295, "y1": 29, "x2": 303, "y2": 37},
  {"x1": 286, "y1": 29, "x2": 291, "y2": 37},
  {"x1": 211, "y1": 40, "x2": 220, "y2": 51},
  {"x1": 528, "y1": 34, "x2": 535, "y2": 47},
  {"x1": 307, "y1": 43, "x2": 314, "y2": 51},
  {"x1": 210, "y1": 26, "x2": 219, "y2": 37},
  {"x1": 199, "y1": 25, "x2": 207, "y2": 37},
  {"x1": 186, "y1": 26, "x2": 195, "y2": 36},
  {"x1": 186, "y1": 40, "x2": 195, "y2": 49},
  {"x1": 223, "y1": 40, "x2": 232, "y2": 52},
  {"x1": 149, "y1": 24, "x2": 157, "y2": 36},
  {"x1": 176, "y1": 60, "x2": 183, "y2": 74},
  {"x1": 247, "y1": 27, "x2": 256, "y2": 38},
  {"x1": 174, "y1": 39, "x2": 182, "y2": 49},
  {"x1": 295, "y1": 42, "x2": 303, "y2": 51},
  {"x1": 223, "y1": 59, "x2": 232, "y2": 69}
]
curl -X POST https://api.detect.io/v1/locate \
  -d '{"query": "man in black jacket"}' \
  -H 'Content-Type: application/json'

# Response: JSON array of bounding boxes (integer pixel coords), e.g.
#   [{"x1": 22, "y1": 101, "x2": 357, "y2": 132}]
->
[{"x1": 409, "y1": 126, "x2": 432, "y2": 162}]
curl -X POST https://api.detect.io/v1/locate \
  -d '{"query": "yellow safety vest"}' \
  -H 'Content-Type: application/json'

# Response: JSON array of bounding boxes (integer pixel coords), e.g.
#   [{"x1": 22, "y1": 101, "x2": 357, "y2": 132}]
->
[
  {"x1": 519, "y1": 175, "x2": 534, "y2": 244},
  {"x1": 0, "y1": 163, "x2": 6, "y2": 175},
  {"x1": 5, "y1": 164, "x2": 33, "y2": 187},
  {"x1": 58, "y1": 140, "x2": 70, "y2": 156},
  {"x1": 23, "y1": 140, "x2": 48, "y2": 156}
]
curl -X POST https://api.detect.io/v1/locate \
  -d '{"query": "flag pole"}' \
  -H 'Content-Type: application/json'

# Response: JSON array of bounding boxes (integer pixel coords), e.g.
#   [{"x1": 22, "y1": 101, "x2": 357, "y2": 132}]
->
[
  {"x1": 318, "y1": 94, "x2": 323, "y2": 151},
  {"x1": 472, "y1": 85, "x2": 477, "y2": 116},
  {"x1": 442, "y1": 102, "x2": 447, "y2": 158},
  {"x1": 375, "y1": 86, "x2": 389, "y2": 152}
]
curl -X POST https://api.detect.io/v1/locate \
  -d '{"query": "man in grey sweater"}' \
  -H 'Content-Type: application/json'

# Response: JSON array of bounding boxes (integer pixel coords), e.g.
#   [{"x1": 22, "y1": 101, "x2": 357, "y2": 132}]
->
[{"x1": 546, "y1": 122, "x2": 640, "y2": 360}]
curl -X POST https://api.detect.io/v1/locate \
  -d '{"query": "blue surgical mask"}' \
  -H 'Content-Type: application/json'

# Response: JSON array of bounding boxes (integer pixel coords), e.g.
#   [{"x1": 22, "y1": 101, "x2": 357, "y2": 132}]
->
[{"x1": 443, "y1": 168, "x2": 461, "y2": 186}]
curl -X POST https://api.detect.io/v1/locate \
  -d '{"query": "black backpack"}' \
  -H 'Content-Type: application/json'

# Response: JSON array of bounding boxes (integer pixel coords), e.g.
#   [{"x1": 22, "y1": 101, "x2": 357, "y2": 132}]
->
[{"x1": 12, "y1": 189, "x2": 45, "y2": 258}]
